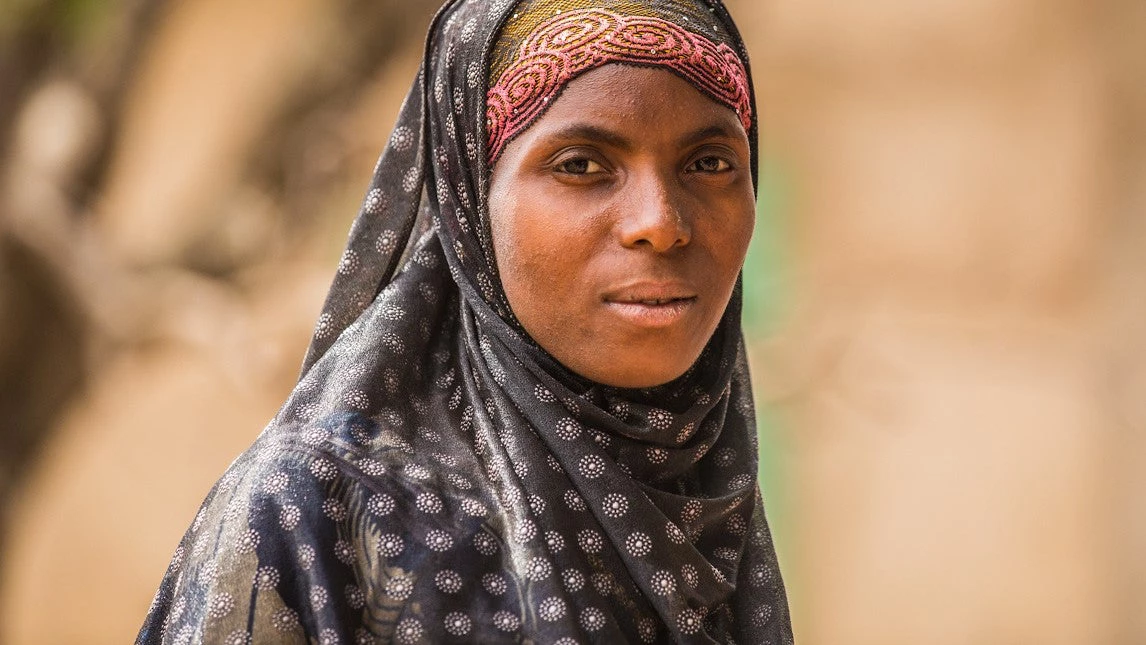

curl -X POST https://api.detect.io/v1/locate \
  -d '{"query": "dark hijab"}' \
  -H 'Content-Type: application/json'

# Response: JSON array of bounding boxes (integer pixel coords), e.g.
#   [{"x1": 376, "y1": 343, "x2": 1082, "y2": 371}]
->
[{"x1": 137, "y1": 0, "x2": 792, "y2": 642}]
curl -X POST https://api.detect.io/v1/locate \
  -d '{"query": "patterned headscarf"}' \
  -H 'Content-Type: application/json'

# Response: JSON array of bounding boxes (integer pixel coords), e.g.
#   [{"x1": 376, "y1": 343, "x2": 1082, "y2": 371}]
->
[
  {"x1": 138, "y1": 0, "x2": 792, "y2": 643},
  {"x1": 486, "y1": 0, "x2": 752, "y2": 162}
]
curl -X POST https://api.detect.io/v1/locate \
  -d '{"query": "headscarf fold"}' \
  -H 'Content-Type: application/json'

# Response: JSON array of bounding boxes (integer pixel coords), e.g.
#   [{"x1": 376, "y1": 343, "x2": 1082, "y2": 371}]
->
[{"x1": 138, "y1": 0, "x2": 792, "y2": 642}]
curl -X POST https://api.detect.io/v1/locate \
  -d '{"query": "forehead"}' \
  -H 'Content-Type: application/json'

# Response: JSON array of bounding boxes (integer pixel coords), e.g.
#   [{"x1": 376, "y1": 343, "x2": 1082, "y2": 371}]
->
[
  {"x1": 524, "y1": 64, "x2": 747, "y2": 143},
  {"x1": 482, "y1": 3, "x2": 752, "y2": 162}
]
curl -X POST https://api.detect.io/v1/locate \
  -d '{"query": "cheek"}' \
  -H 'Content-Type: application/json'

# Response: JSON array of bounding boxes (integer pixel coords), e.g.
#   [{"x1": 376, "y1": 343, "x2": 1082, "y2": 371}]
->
[
  {"x1": 735, "y1": 208, "x2": 756, "y2": 264},
  {"x1": 492, "y1": 206, "x2": 544, "y2": 289},
  {"x1": 491, "y1": 182, "x2": 602, "y2": 283},
  {"x1": 704, "y1": 196, "x2": 755, "y2": 272},
  {"x1": 490, "y1": 189, "x2": 576, "y2": 327}
]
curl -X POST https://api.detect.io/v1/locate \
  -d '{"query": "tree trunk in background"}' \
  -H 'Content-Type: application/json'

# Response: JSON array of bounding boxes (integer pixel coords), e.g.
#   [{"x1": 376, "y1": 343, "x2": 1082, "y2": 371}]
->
[
  {"x1": 743, "y1": 0, "x2": 1140, "y2": 641},
  {"x1": 0, "y1": 0, "x2": 435, "y2": 642}
]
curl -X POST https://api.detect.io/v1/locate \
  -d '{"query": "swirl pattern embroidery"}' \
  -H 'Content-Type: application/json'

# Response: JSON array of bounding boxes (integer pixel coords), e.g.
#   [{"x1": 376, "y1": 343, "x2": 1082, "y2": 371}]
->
[{"x1": 486, "y1": 8, "x2": 752, "y2": 161}]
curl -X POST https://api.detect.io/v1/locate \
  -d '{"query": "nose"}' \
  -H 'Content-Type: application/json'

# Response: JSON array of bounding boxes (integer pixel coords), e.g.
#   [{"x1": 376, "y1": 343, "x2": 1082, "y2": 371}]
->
[{"x1": 616, "y1": 170, "x2": 691, "y2": 252}]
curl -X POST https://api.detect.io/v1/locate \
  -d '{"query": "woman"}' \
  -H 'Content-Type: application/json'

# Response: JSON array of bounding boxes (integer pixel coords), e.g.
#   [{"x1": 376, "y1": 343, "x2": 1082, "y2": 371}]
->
[{"x1": 137, "y1": 0, "x2": 792, "y2": 642}]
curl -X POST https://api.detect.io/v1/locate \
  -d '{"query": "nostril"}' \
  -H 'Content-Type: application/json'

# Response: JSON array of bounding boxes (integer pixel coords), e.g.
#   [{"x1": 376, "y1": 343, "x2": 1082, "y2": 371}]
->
[
  {"x1": 621, "y1": 218, "x2": 690, "y2": 251},
  {"x1": 618, "y1": 190, "x2": 691, "y2": 251}
]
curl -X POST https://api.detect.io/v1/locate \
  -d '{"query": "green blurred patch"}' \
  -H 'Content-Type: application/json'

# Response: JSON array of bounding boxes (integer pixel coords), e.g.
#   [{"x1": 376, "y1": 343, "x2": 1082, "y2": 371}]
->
[
  {"x1": 58, "y1": 0, "x2": 109, "y2": 42},
  {"x1": 0, "y1": 0, "x2": 114, "y2": 47},
  {"x1": 744, "y1": 169, "x2": 789, "y2": 333},
  {"x1": 745, "y1": 161, "x2": 791, "y2": 529}
]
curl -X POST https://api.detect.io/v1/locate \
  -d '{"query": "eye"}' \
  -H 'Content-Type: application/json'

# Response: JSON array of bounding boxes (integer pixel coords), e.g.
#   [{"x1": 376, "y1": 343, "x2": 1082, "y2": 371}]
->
[
  {"x1": 688, "y1": 155, "x2": 732, "y2": 173},
  {"x1": 555, "y1": 157, "x2": 606, "y2": 175}
]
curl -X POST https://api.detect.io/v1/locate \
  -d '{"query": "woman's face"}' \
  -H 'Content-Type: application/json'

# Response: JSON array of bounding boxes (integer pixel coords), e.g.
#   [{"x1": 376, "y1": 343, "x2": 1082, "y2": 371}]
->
[{"x1": 488, "y1": 64, "x2": 755, "y2": 388}]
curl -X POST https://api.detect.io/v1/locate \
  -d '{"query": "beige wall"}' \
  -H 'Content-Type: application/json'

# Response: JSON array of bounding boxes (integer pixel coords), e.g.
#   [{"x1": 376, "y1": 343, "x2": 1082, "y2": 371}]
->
[{"x1": 744, "y1": 0, "x2": 1141, "y2": 642}]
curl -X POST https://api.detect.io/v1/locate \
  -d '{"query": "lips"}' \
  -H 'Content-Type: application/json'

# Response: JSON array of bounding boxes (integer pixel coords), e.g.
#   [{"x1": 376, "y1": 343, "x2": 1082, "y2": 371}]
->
[
  {"x1": 605, "y1": 281, "x2": 695, "y2": 302},
  {"x1": 603, "y1": 282, "x2": 697, "y2": 328}
]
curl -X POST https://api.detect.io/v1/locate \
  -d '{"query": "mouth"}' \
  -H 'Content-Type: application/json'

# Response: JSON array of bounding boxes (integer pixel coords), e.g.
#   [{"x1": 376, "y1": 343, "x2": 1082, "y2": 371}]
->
[
  {"x1": 626, "y1": 297, "x2": 693, "y2": 306},
  {"x1": 603, "y1": 284, "x2": 698, "y2": 328}
]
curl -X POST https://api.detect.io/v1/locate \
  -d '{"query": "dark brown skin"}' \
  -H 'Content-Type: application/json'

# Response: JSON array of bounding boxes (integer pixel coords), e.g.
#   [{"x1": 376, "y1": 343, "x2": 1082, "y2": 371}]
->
[{"x1": 488, "y1": 64, "x2": 755, "y2": 388}]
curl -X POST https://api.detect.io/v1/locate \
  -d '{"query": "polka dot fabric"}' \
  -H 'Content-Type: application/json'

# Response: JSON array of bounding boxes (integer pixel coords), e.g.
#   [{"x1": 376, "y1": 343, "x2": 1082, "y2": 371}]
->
[{"x1": 136, "y1": 0, "x2": 791, "y2": 643}]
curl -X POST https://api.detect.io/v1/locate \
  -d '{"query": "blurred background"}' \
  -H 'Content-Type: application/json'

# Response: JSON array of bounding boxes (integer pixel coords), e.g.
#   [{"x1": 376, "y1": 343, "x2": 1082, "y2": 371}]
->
[{"x1": 1, "y1": 0, "x2": 1143, "y2": 642}]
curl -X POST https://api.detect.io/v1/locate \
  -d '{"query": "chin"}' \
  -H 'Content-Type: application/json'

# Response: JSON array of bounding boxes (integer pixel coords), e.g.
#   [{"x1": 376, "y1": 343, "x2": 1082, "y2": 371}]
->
[
  {"x1": 545, "y1": 320, "x2": 715, "y2": 388},
  {"x1": 582, "y1": 349, "x2": 700, "y2": 389}
]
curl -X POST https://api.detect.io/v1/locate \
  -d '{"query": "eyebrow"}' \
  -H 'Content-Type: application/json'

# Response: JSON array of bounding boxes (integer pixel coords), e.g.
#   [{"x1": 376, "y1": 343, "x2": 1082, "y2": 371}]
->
[
  {"x1": 540, "y1": 121, "x2": 743, "y2": 151},
  {"x1": 676, "y1": 123, "x2": 744, "y2": 148},
  {"x1": 544, "y1": 124, "x2": 634, "y2": 151}
]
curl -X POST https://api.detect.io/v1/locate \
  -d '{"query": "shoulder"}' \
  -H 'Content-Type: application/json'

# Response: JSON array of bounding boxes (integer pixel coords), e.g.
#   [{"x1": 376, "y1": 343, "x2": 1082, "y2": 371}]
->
[
  {"x1": 174, "y1": 421, "x2": 490, "y2": 569},
  {"x1": 138, "y1": 421, "x2": 495, "y2": 643}
]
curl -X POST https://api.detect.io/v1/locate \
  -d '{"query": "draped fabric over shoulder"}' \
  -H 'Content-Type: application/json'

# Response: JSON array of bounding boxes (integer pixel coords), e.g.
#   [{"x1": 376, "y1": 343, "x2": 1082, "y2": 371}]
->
[{"x1": 136, "y1": 0, "x2": 792, "y2": 643}]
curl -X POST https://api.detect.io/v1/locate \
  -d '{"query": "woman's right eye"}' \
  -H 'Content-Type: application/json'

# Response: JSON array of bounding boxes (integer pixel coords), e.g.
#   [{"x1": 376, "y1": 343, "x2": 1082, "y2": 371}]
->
[{"x1": 555, "y1": 157, "x2": 605, "y2": 175}]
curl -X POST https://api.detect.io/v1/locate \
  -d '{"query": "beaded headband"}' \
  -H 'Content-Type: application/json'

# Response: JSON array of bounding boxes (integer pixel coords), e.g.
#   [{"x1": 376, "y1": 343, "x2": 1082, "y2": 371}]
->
[{"x1": 486, "y1": 8, "x2": 753, "y2": 162}]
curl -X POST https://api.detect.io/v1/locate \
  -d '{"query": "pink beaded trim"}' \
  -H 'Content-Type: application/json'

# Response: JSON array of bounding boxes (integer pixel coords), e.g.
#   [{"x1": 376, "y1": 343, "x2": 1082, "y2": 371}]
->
[{"x1": 486, "y1": 8, "x2": 752, "y2": 162}]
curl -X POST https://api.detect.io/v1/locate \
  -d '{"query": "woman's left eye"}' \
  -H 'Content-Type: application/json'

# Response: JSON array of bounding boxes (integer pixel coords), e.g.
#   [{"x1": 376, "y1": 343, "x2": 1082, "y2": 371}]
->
[{"x1": 688, "y1": 156, "x2": 732, "y2": 173}]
